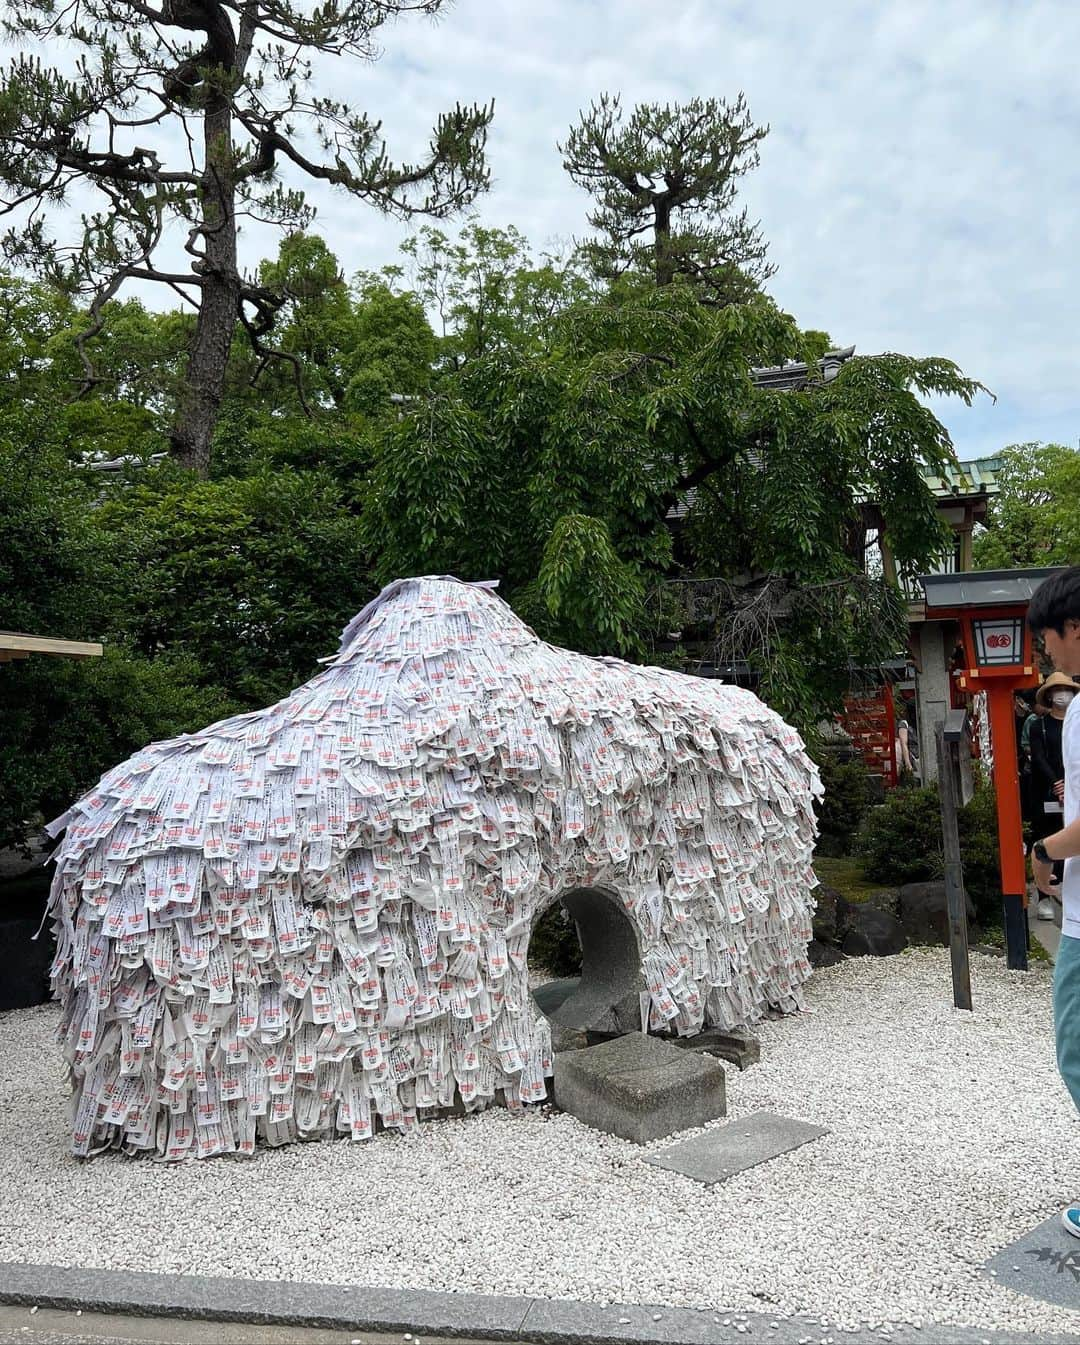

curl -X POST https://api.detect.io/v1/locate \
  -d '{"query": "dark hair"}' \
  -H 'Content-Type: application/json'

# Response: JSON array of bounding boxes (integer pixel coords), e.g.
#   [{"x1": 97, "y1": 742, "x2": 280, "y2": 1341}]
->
[{"x1": 1027, "y1": 566, "x2": 1080, "y2": 635}]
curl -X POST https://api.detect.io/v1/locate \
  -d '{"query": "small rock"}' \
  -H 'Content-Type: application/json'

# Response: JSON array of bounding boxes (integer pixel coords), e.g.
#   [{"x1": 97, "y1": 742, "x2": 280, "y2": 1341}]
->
[
  {"x1": 841, "y1": 905, "x2": 907, "y2": 958},
  {"x1": 807, "y1": 938, "x2": 846, "y2": 969}
]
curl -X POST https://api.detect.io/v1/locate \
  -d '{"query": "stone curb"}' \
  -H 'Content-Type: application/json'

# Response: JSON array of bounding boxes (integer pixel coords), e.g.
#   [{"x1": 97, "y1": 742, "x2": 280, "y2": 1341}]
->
[{"x1": 1, "y1": 1262, "x2": 1078, "y2": 1345}]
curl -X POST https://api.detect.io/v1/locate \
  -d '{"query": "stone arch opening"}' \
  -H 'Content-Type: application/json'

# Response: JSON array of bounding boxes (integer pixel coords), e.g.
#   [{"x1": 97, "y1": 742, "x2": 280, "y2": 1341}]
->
[{"x1": 529, "y1": 886, "x2": 644, "y2": 1038}]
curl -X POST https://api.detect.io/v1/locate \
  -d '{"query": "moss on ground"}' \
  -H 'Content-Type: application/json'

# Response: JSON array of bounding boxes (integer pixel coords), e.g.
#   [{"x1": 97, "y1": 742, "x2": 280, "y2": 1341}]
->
[
  {"x1": 976, "y1": 922, "x2": 1052, "y2": 965},
  {"x1": 812, "y1": 854, "x2": 887, "y2": 904}
]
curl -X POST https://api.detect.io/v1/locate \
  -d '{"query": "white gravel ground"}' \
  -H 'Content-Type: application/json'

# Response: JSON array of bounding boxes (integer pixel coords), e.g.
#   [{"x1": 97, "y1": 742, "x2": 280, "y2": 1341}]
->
[{"x1": 2, "y1": 948, "x2": 1079, "y2": 1335}]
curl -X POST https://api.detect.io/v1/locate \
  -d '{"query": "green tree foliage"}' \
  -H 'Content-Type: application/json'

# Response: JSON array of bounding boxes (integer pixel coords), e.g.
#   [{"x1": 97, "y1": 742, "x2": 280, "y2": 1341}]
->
[
  {"x1": 245, "y1": 234, "x2": 438, "y2": 416},
  {"x1": 973, "y1": 442, "x2": 1080, "y2": 569},
  {"x1": 813, "y1": 753, "x2": 873, "y2": 858},
  {"x1": 0, "y1": 208, "x2": 984, "y2": 842},
  {"x1": 1, "y1": 649, "x2": 234, "y2": 853},
  {"x1": 0, "y1": 0, "x2": 491, "y2": 475},
  {"x1": 400, "y1": 221, "x2": 596, "y2": 367},
  {"x1": 187, "y1": 234, "x2": 441, "y2": 487},
  {"x1": 0, "y1": 437, "x2": 103, "y2": 639},
  {"x1": 91, "y1": 464, "x2": 375, "y2": 705},
  {"x1": 561, "y1": 93, "x2": 773, "y2": 302},
  {"x1": 0, "y1": 276, "x2": 184, "y2": 463},
  {"x1": 362, "y1": 281, "x2": 982, "y2": 726},
  {"x1": 0, "y1": 439, "x2": 232, "y2": 849}
]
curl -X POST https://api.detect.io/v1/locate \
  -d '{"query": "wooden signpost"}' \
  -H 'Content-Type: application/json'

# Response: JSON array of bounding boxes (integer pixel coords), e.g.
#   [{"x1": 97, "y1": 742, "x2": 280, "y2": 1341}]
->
[{"x1": 935, "y1": 714, "x2": 973, "y2": 1011}]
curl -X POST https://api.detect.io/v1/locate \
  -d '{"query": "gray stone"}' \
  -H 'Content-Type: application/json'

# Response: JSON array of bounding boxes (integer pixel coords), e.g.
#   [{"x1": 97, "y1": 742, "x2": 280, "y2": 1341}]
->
[
  {"x1": 807, "y1": 938, "x2": 845, "y2": 969},
  {"x1": 543, "y1": 889, "x2": 644, "y2": 1036},
  {"x1": 841, "y1": 904, "x2": 907, "y2": 957},
  {"x1": 899, "y1": 879, "x2": 976, "y2": 947},
  {"x1": 644, "y1": 1111, "x2": 829, "y2": 1184},
  {"x1": 520, "y1": 1293, "x2": 1080, "y2": 1344},
  {"x1": 553, "y1": 1032, "x2": 726, "y2": 1144},
  {"x1": 864, "y1": 887, "x2": 902, "y2": 919},
  {"x1": 666, "y1": 1028, "x2": 760, "y2": 1070},
  {"x1": 532, "y1": 976, "x2": 578, "y2": 1018},
  {"x1": 810, "y1": 883, "x2": 846, "y2": 945},
  {"x1": 547, "y1": 1020, "x2": 589, "y2": 1054},
  {"x1": 982, "y1": 1212, "x2": 1080, "y2": 1311}
]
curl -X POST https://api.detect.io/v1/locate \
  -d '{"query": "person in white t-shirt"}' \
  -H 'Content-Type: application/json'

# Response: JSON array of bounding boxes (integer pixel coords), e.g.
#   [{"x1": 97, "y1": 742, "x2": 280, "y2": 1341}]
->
[{"x1": 1028, "y1": 566, "x2": 1080, "y2": 1239}]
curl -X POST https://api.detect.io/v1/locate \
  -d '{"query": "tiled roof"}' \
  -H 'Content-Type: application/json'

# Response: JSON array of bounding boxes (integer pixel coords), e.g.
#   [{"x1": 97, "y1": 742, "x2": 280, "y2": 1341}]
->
[
  {"x1": 748, "y1": 345, "x2": 856, "y2": 391},
  {"x1": 921, "y1": 454, "x2": 1002, "y2": 499}
]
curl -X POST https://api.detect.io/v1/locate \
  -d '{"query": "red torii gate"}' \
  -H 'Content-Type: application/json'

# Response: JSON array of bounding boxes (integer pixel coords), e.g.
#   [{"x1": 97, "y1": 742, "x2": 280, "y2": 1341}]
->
[{"x1": 921, "y1": 568, "x2": 1063, "y2": 971}]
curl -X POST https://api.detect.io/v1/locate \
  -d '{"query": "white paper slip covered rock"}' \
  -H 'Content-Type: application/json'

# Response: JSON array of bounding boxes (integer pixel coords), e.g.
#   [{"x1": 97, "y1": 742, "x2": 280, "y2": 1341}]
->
[{"x1": 45, "y1": 575, "x2": 822, "y2": 1159}]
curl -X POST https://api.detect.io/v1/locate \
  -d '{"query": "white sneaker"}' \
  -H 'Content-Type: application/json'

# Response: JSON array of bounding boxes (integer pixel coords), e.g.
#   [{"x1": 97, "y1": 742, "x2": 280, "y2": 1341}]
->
[
  {"x1": 1037, "y1": 898, "x2": 1056, "y2": 920},
  {"x1": 1062, "y1": 1206, "x2": 1080, "y2": 1238}
]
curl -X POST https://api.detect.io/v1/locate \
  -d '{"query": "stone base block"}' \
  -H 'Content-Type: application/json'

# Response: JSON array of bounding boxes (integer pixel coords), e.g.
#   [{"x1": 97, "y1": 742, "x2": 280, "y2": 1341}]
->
[{"x1": 553, "y1": 1032, "x2": 726, "y2": 1144}]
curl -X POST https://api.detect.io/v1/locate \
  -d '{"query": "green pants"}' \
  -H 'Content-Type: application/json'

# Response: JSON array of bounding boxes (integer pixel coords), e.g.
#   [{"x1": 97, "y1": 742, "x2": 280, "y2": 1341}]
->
[{"x1": 1054, "y1": 934, "x2": 1080, "y2": 1113}]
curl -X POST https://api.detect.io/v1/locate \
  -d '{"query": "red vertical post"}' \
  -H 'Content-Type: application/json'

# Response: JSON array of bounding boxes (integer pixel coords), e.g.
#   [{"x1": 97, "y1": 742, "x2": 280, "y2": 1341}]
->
[{"x1": 985, "y1": 682, "x2": 1028, "y2": 970}]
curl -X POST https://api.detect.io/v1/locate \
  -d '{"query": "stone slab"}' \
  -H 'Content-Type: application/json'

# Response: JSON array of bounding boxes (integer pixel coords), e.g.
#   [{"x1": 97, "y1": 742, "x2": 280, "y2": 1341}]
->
[
  {"x1": 667, "y1": 1030, "x2": 760, "y2": 1071},
  {"x1": 553, "y1": 1032, "x2": 725, "y2": 1144},
  {"x1": 0, "y1": 1263, "x2": 531, "y2": 1338},
  {"x1": 1, "y1": 1262, "x2": 1079, "y2": 1345},
  {"x1": 644, "y1": 1112, "x2": 828, "y2": 1183},
  {"x1": 983, "y1": 1212, "x2": 1080, "y2": 1310}
]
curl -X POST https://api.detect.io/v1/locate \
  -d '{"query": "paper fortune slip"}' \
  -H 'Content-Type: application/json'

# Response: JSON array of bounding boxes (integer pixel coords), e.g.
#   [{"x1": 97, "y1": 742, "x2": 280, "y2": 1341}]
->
[{"x1": 45, "y1": 576, "x2": 821, "y2": 1159}]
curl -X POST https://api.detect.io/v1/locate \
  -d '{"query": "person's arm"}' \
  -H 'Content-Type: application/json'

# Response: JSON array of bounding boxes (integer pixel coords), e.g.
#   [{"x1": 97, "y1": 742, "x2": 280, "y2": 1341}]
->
[{"x1": 1033, "y1": 819, "x2": 1080, "y2": 890}]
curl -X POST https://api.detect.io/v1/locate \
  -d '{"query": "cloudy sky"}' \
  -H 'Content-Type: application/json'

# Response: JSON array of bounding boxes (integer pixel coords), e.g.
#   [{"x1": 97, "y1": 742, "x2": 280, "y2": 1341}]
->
[
  {"x1": 269, "y1": 0, "x2": 1071, "y2": 463},
  {"x1": 30, "y1": 0, "x2": 1080, "y2": 461}
]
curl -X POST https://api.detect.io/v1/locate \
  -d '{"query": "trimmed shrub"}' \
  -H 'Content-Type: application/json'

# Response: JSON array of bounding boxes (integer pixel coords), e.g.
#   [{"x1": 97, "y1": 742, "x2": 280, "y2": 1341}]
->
[
  {"x1": 813, "y1": 752, "x2": 873, "y2": 857},
  {"x1": 855, "y1": 784, "x2": 942, "y2": 886},
  {"x1": 854, "y1": 779, "x2": 1002, "y2": 926},
  {"x1": 956, "y1": 783, "x2": 1005, "y2": 927}
]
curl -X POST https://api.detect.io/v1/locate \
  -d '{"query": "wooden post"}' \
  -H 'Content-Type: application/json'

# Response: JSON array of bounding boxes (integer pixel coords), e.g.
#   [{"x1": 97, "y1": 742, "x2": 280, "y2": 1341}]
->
[{"x1": 935, "y1": 722, "x2": 973, "y2": 1011}]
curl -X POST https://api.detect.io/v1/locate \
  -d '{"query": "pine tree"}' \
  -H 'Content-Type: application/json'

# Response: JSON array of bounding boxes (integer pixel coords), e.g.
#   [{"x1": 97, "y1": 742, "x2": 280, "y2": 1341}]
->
[
  {"x1": 561, "y1": 93, "x2": 772, "y2": 303},
  {"x1": 0, "y1": 0, "x2": 492, "y2": 474}
]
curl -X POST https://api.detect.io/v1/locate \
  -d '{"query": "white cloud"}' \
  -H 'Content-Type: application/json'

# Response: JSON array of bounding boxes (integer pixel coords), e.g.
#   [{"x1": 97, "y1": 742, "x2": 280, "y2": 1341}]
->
[{"x1": 14, "y1": 0, "x2": 1080, "y2": 458}]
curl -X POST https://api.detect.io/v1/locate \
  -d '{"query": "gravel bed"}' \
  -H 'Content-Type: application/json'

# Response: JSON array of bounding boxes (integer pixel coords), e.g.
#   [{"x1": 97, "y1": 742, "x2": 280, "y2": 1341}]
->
[{"x1": 1, "y1": 948, "x2": 1078, "y2": 1335}]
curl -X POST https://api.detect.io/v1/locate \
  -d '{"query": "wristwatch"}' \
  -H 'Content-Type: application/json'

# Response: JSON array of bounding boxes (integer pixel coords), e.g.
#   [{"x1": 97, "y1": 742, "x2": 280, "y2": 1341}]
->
[{"x1": 1033, "y1": 840, "x2": 1053, "y2": 865}]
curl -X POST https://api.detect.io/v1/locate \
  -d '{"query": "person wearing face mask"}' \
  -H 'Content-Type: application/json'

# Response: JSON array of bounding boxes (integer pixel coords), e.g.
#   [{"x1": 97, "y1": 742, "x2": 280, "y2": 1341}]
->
[
  {"x1": 1027, "y1": 567, "x2": 1080, "y2": 1240},
  {"x1": 1029, "y1": 672, "x2": 1076, "y2": 918},
  {"x1": 1015, "y1": 690, "x2": 1039, "y2": 843}
]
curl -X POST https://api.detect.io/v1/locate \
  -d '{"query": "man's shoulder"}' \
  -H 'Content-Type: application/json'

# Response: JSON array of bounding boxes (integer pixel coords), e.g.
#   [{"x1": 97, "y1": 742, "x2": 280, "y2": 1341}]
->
[{"x1": 1065, "y1": 694, "x2": 1080, "y2": 752}]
